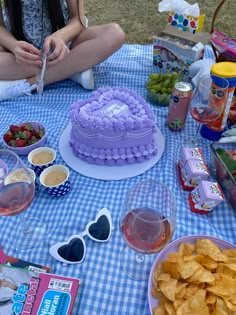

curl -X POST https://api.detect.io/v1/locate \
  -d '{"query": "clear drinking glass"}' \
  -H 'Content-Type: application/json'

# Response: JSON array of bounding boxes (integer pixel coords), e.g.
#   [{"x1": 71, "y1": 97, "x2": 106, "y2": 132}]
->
[
  {"x1": 188, "y1": 74, "x2": 229, "y2": 145},
  {"x1": 0, "y1": 149, "x2": 46, "y2": 250},
  {"x1": 120, "y1": 180, "x2": 176, "y2": 281}
]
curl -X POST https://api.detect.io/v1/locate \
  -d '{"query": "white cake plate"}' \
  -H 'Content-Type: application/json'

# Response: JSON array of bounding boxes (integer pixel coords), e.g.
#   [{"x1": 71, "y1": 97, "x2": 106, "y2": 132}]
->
[{"x1": 59, "y1": 124, "x2": 165, "y2": 181}]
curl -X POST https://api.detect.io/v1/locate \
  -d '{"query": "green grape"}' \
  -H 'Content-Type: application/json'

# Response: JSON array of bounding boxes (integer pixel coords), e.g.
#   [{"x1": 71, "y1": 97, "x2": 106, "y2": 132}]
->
[
  {"x1": 150, "y1": 89, "x2": 156, "y2": 94},
  {"x1": 171, "y1": 72, "x2": 178, "y2": 79},
  {"x1": 149, "y1": 73, "x2": 160, "y2": 81},
  {"x1": 163, "y1": 79, "x2": 171, "y2": 88},
  {"x1": 153, "y1": 84, "x2": 161, "y2": 93},
  {"x1": 165, "y1": 73, "x2": 173, "y2": 79},
  {"x1": 147, "y1": 79, "x2": 155, "y2": 86},
  {"x1": 161, "y1": 87, "x2": 167, "y2": 94}
]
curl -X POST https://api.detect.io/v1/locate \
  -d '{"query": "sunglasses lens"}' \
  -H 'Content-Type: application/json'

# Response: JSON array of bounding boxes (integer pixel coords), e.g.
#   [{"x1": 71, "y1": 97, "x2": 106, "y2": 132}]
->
[
  {"x1": 88, "y1": 215, "x2": 110, "y2": 241},
  {"x1": 58, "y1": 238, "x2": 84, "y2": 262}
]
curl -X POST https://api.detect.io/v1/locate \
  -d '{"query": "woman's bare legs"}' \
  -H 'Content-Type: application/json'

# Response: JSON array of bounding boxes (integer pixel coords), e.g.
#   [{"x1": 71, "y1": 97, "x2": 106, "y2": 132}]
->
[{"x1": 0, "y1": 23, "x2": 125, "y2": 86}]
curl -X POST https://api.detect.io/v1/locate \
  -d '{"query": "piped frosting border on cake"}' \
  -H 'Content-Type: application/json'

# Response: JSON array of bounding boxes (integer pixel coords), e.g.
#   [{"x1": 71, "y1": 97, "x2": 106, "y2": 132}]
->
[{"x1": 70, "y1": 139, "x2": 158, "y2": 166}]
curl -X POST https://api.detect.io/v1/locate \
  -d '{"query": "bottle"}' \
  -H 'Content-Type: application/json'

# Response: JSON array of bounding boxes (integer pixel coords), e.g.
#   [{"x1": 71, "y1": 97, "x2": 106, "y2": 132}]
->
[{"x1": 200, "y1": 62, "x2": 236, "y2": 141}]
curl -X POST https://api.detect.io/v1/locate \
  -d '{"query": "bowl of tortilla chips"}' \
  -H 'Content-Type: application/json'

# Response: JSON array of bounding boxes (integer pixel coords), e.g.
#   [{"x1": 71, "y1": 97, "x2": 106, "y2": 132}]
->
[{"x1": 148, "y1": 235, "x2": 236, "y2": 315}]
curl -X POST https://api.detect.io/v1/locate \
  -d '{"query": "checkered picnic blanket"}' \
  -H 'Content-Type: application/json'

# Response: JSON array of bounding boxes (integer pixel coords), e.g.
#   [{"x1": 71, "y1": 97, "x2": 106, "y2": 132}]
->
[{"x1": 0, "y1": 44, "x2": 235, "y2": 315}]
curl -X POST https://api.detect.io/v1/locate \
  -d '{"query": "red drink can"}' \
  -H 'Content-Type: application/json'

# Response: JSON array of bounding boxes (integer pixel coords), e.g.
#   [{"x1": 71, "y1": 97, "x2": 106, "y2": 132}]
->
[{"x1": 166, "y1": 82, "x2": 192, "y2": 131}]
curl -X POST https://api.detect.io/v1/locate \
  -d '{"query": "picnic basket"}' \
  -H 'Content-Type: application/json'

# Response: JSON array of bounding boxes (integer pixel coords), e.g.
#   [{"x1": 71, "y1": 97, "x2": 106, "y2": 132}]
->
[{"x1": 210, "y1": 0, "x2": 236, "y2": 62}]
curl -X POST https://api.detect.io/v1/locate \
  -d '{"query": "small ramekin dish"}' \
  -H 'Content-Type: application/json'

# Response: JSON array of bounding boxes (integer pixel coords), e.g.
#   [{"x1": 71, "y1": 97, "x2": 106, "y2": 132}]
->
[
  {"x1": 2, "y1": 121, "x2": 47, "y2": 156},
  {"x1": 28, "y1": 147, "x2": 56, "y2": 176},
  {"x1": 39, "y1": 165, "x2": 71, "y2": 197}
]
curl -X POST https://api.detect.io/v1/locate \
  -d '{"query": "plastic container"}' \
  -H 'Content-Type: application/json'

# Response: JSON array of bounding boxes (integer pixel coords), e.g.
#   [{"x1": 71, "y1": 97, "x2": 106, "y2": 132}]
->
[
  {"x1": 200, "y1": 62, "x2": 236, "y2": 141},
  {"x1": 210, "y1": 141, "x2": 236, "y2": 213}
]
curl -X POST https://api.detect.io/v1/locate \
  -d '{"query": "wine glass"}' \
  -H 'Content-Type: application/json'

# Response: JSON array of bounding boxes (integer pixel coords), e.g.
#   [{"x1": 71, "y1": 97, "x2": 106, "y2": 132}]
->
[
  {"x1": 188, "y1": 74, "x2": 229, "y2": 145},
  {"x1": 120, "y1": 180, "x2": 176, "y2": 281},
  {"x1": 0, "y1": 149, "x2": 46, "y2": 250}
]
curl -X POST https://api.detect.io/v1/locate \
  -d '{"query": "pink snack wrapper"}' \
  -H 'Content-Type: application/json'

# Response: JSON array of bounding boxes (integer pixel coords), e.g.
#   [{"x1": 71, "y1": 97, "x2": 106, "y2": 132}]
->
[
  {"x1": 178, "y1": 159, "x2": 210, "y2": 191},
  {"x1": 189, "y1": 180, "x2": 225, "y2": 213},
  {"x1": 180, "y1": 147, "x2": 204, "y2": 168}
]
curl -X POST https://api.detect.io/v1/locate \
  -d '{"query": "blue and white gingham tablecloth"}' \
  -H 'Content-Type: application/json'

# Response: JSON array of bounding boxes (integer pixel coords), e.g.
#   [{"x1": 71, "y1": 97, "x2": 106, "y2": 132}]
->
[{"x1": 0, "y1": 44, "x2": 235, "y2": 315}]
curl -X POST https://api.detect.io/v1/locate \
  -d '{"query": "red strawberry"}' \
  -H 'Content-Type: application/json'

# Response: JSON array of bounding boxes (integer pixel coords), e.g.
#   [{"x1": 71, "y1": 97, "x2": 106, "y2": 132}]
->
[
  {"x1": 21, "y1": 130, "x2": 32, "y2": 140},
  {"x1": 3, "y1": 132, "x2": 14, "y2": 143},
  {"x1": 28, "y1": 136, "x2": 39, "y2": 144},
  {"x1": 9, "y1": 125, "x2": 22, "y2": 133},
  {"x1": 8, "y1": 139, "x2": 16, "y2": 147},
  {"x1": 15, "y1": 139, "x2": 26, "y2": 147},
  {"x1": 21, "y1": 124, "x2": 33, "y2": 131},
  {"x1": 13, "y1": 131, "x2": 23, "y2": 139},
  {"x1": 38, "y1": 128, "x2": 45, "y2": 138},
  {"x1": 31, "y1": 129, "x2": 40, "y2": 138}
]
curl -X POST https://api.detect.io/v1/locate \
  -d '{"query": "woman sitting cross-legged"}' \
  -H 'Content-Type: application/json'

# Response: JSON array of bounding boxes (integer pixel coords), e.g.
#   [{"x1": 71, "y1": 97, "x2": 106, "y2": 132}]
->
[{"x1": 0, "y1": 0, "x2": 125, "y2": 101}]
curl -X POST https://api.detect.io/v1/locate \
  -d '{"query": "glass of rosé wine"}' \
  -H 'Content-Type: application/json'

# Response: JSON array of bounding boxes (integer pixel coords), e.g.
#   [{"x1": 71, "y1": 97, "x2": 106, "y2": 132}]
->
[
  {"x1": 120, "y1": 180, "x2": 176, "y2": 281},
  {"x1": 0, "y1": 149, "x2": 46, "y2": 250},
  {"x1": 189, "y1": 74, "x2": 229, "y2": 144}
]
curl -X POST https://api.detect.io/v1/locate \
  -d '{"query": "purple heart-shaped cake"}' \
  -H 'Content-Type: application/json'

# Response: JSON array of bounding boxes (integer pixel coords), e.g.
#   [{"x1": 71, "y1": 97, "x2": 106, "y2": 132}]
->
[{"x1": 70, "y1": 87, "x2": 158, "y2": 166}]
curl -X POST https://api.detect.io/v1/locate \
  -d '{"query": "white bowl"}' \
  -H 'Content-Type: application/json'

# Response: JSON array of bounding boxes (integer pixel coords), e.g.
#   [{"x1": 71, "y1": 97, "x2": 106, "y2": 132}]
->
[{"x1": 148, "y1": 235, "x2": 236, "y2": 314}]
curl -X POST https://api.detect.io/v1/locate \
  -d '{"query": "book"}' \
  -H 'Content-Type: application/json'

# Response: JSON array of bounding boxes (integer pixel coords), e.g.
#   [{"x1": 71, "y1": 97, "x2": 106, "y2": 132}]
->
[{"x1": 0, "y1": 264, "x2": 79, "y2": 315}]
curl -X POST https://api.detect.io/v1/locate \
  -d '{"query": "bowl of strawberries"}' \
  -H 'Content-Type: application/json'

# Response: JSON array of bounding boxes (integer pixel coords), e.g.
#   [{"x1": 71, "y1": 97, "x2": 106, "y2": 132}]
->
[{"x1": 2, "y1": 122, "x2": 47, "y2": 155}]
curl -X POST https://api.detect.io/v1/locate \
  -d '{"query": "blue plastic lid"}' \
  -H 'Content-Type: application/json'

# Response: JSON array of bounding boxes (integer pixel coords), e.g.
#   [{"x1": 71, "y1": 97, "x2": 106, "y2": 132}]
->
[
  {"x1": 200, "y1": 124, "x2": 225, "y2": 141},
  {"x1": 224, "y1": 77, "x2": 236, "y2": 88},
  {"x1": 211, "y1": 62, "x2": 236, "y2": 88},
  {"x1": 211, "y1": 74, "x2": 229, "y2": 88}
]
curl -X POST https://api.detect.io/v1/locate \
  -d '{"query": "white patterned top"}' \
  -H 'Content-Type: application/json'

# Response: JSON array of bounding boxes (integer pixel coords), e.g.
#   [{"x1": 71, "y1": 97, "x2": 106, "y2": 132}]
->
[{"x1": 2, "y1": 0, "x2": 70, "y2": 49}]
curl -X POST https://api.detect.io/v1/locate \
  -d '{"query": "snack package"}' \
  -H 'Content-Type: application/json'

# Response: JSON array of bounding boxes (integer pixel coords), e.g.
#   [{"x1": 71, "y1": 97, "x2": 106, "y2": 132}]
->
[
  {"x1": 188, "y1": 180, "x2": 225, "y2": 213},
  {"x1": 211, "y1": 30, "x2": 236, "y2": 62},
  {"x1": 153, "y1": 26, "x2": 210, "y2": 80},
  {"x1": 178, "y1": 159, "x2": 210, "y2": 191},
  {"x1": 180, "y1": 147, "x2": 204, "y2": 168},
  {"x1": 228, "y1": 93, "x2": 236, "y2": 125}
]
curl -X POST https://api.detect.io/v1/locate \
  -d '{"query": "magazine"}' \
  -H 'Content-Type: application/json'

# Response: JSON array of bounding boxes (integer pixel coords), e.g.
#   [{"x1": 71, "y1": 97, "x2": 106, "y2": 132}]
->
[
  {"x1": 5, "y1": 256, "x2": 52, "y2": 274},
  {"x1": 0, "y1": 264, "x2": 79, "y2": 315},
  {"x1": 0, "y1": 245, "x2": 52, "y2": 273},
  {"x1": 0, "y1": 246, "x2": 6, "y2": 264}
]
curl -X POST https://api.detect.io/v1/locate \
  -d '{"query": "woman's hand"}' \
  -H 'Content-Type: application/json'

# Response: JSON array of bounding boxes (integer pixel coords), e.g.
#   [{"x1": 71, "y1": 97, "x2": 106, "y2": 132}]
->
[
  {"x1": 44, "y1": 35, "x2": 70, "y2": 66},
  {"x1": 13, "y1": 41, "x2": 42, "y2": 67}
]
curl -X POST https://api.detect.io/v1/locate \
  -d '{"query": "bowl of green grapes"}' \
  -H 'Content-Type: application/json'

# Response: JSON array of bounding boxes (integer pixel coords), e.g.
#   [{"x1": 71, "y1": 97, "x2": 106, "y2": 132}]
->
[{"x1": 146, "y1": 72, "x2": 178, "y2": 107}]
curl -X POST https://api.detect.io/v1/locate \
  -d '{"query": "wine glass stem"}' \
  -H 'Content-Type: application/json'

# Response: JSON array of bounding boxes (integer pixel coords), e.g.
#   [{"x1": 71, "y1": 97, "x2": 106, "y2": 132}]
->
[
  {"x1": 136, "y1": 253, "x2": 145, "y2": 263},
  {"x1": 20, "y1": 213, "x2": 32, "y2": 234},
  {"x1": 196, "y1": 123, "x2": 201, "y2": 136}
]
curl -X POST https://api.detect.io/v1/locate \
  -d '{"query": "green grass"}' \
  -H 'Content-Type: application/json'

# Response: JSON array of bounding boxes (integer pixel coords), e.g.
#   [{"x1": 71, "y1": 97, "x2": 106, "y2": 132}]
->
[{"x1": 85, "y1": 0, "x2": 236, "y2": 43}]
